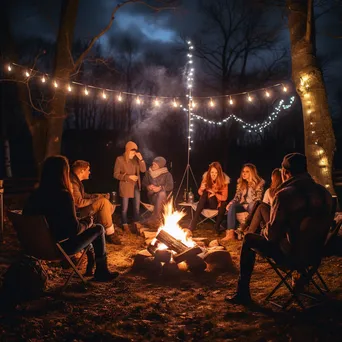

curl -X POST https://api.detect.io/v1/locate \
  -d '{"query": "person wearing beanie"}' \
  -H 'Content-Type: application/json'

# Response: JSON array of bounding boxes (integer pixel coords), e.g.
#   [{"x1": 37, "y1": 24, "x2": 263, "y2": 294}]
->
[
  {"x1": 114, "y1": 141, "x2": 146, "y2": 232},
  {"x1": 227, "y1": 152, "x2": 333, "y2": 305},
  {"x1": 142, "y1": 156, "x2": 174, "y2": 226}
]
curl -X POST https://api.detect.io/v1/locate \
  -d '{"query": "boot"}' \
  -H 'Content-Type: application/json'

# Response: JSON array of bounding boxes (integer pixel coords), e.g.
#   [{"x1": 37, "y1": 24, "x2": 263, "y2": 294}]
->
[
  {"x1": 105, "y1": 233, "x2": 122, "y2": 245},
  {"x1": 94, "y1": 257, "x2": 120, "y2": 282},
  {"x1": 225, "y1": 280, "x2": 252, "y2": 305},
  {"x1": 221, "y1": 229, "x2": 237, "y2": 242},
  {"x1": 122, "y1": 223, "x2": 131, "y2": 234},
  {"x1": 84, "y1": 248, "x2": 95, "y2": 277}
]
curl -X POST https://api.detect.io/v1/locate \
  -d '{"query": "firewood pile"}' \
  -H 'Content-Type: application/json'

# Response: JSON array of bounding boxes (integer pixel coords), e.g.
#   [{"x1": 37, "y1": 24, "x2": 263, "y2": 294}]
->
[{"x1": 132, "y1": 224, "x2": 236, "y2": 276}]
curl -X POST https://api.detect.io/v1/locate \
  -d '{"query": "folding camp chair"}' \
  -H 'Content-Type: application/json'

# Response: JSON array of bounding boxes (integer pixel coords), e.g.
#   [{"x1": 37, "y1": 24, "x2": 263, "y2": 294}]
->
[
  {"x1": 7, "y1": 210, "x2": 90, "y2": 292},
  {"x1": 140, "y1": 192, "x2": 173, "y2": 218},
  {"x1": 190, "y1": 203, "x2": 219, "y2": 225},
  {"x1": 255, "y1": 219, "x2": 342, "y2": 310}
]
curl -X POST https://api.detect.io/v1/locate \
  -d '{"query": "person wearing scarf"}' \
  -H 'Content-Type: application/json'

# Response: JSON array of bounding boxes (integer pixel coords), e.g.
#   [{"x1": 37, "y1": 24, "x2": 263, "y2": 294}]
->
[{"x1": 142, "y1": 156, "x2": 173, "y2": 225}]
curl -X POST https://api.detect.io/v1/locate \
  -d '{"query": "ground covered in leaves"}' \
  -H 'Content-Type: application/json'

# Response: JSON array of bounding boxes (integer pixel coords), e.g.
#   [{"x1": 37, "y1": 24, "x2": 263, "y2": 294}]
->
[{"x1": 1, "y1": 209, "x2": 342, "y2": 342}]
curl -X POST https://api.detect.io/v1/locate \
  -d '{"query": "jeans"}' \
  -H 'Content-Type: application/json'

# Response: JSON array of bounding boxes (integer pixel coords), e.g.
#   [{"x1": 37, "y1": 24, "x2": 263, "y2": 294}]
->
[
  {"x1": 238, "y1": 233, "x2": 286, "y2": 292},
  {"x1": 189, "y1": 190, "x2": 218, "y2": 231},
  {"x1": 121, "y1": 185, "x2": 140, "y2": 224},
  {"x1": 246, "y1": 202, "x2": 270, "y2": 234},
  {"x1": 227, "y1": 201, "x2": 254, "y2": 230},
  {"x1": 60, "y1": 224, "x2": 106, "y2": 260},
  {"x1": 79, "y1": 197, "x2": 114, "y2": 234},
  {"x1": 148, "y1": 190, "x2": 167, "y2": 219}
]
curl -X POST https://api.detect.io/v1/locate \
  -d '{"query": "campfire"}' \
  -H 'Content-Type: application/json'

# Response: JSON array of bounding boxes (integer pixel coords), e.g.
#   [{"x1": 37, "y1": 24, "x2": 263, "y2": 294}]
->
[{"x1": 133, "y1": 201, "x2": 235, "y2": 275}]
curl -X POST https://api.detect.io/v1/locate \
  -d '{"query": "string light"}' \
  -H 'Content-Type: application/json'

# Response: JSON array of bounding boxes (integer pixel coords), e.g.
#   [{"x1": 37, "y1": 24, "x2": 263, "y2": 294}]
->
[
  {"x1": 190, "y1": 96, "x2": 295, "y2": 133},
  {"x1": 173, "y1": 98, "x2": 178, "y2": 108},
  {"x1": 67, "y1": 84, "x2": 72, "y2": 92},
  {"x1": 209, "y1": 98, "x2": 215, "y2": 107},
  {"x1": 41, "y1": 75, "x2": 46, "y2": 83},
  {"x1": 136, "y1": 96, "x2": 141, "y2": 105},
  {"x1": 117, "y1": 93, "x2": 123, "y2": 102},
  {"x1": 54, "y1": 80, "x2": 58, "y2": 88},
  {"x1": 154, "y1": 98, "x2": 160, "y2": 106},
  {"x1": 25, "y1": 70, "x2": 30, "y2": 77},
  {"x1": 229, "y1": 96, "x2": 233, "y2": 105},
  {"x1": 7, "y1": 64, "x2": 12, "y2": 72},
  {"x1": 247, "y1": 94, "x2": 252, "y2": 102},
  {"x1": 283, "y1": 84, "x2": 288, "y2": 92},
  {"x1": 265, "y1": 90, "x2": 270, "y2": 97},
  {"x1": 84, "y1": 87, "x2": 89, "y2": 96},
  {"x1": 102, "y1": 91, "x2": 107, "y2": 99}
]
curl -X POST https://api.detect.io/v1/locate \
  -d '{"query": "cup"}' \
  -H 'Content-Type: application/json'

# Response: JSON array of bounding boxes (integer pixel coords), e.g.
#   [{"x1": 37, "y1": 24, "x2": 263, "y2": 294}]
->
[{"x1": 110, "y1": 191, "x2": 118, "y2": 204}]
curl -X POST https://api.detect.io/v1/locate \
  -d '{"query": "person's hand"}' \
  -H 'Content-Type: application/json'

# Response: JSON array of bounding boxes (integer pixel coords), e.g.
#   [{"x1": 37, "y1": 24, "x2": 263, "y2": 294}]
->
[
  {"x1": 102, "y1": 193, "x2": 110, "y2": 200},
  {"x1": 147, "y1": 185, "x2": 154, "y2": 191},
  {"x1": 153, "y1": 186, "x2": 161, "y2": 193},
  {"x1": 135, "y1": 152, "x2": 143, "y2": 161},
  {"x1": 207, "y1": 189, "x2": 215, "y2": 198},
  {"x1": 84, "y1": 215, "x2": 94, "y2": 228},
  {"x1": 200, "y1": 183, "x2": 206, "y2": 191},
  {"x1": 226, "y1": 202, "x2": 232, "y2": 211},
  {"x1": 129, "y1": 175, "x2": 138, "y2": 182}
]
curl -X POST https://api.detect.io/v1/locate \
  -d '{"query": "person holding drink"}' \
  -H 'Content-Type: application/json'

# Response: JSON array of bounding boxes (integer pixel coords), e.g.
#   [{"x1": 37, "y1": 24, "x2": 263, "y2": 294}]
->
[{"x1": 114, "y1": 141, "x2": 146, "y2": 233}]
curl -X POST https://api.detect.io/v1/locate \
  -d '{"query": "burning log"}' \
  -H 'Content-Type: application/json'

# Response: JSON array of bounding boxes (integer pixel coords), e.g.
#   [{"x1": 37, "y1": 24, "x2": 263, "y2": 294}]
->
[
  {"x1": 155, "y1": 229, "x2": 189, "y2": 254},
  {"x1": 154, "y1": 249, "x2": 172, "y2": 263},
  {"x1": 173, "y1": 246, "x2": 202, "y2": 264}
]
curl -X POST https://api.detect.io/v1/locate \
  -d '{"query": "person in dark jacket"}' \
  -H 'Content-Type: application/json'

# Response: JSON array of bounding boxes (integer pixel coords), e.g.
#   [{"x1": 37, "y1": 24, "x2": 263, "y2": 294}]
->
[
  {"x1": 142, "y1": 156, "x2": 174, "y2": 225},
  {"x1": 70, "y1": 160, "x2": 121, "y2": 245},
  {"x1": 23, "y1": 155, "x2": 119, "y2": 282},
  {"x1": 227, "y1": 153, "x2": 333, "y2": 304}
]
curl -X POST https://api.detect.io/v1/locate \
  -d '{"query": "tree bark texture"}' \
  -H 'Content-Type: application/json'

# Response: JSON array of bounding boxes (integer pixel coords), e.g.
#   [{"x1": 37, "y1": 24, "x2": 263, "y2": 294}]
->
[
  {"x1": 287, "y1": 0, "x2": 335, "y2": 193},
  {"x1": 45, "y1": 0, "x2": 79, "y2": 158}
]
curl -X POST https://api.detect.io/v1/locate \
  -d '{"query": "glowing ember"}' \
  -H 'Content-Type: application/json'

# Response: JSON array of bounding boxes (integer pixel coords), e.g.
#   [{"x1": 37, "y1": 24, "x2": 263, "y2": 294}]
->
[{"x1": 151, "y1": 201, "x2": 195, "y2": 250}]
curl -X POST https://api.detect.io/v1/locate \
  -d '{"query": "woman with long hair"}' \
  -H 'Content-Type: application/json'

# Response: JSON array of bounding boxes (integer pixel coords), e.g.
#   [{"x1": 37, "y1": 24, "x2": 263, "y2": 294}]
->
[
  {"x1": 244, "y1": 168, "x2": 282, "y2": 234},
  {"x1": 24, "y1": 155, "x2": 119, "y2": 281},
  {"x1": 222, "y1": 163, "x2": 264, "y2": 241},
  {"x1": 188, "y1": 161, "x2": 230, "y2": 232}
]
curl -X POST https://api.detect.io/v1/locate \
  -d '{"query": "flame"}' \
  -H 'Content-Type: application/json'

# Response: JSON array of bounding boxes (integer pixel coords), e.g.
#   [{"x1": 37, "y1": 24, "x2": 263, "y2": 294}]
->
[{"x1": 154, "y1": 200, "x2": 195, "y2": 250}]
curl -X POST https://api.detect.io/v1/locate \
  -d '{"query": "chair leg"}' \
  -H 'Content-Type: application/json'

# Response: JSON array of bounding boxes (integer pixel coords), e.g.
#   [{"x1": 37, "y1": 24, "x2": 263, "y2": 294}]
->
[
  {"x1": 57, "y1": 244, "x2": 89, "y2": 292},
  {"x1": 314, "y1": 270, "x2": 330, "y2": 292}
]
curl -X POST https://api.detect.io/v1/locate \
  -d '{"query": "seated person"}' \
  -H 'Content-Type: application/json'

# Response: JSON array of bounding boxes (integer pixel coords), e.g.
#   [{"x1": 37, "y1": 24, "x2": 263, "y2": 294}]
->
[
  {"x1": 188, "y1": 162, "x2": 230, "y2": 232},
  {"x1": 142, "y1": 156, "x2": 173, "y2": 225},
  {"x1": 23, "y1": 155, "x2": 119, "y2": 282},
  {"x1": 70, "y1": 160, "x2": 121, "y2": 245},
  {"x1": 222, "y1": 163, "x2": 265, "y2": 241},
  {"x1": 227, "y1": 153, "x2": 333, "y2": 304},
  {"x1": 244, "y1": 168, "x2": 282, "y2": 234}
]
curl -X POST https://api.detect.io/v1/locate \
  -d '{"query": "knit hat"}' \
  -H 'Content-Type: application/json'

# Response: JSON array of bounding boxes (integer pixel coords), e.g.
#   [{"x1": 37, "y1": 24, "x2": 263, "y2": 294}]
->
[
  {"x1": 153, "y1": 156, "x2": 166, "y2": 168},
  {"x1": 125, "y1": 141, "x2": 138, "y2": 152},
  {"x1": 281, "y1": 153, "x2": 307, "y2": 175}
]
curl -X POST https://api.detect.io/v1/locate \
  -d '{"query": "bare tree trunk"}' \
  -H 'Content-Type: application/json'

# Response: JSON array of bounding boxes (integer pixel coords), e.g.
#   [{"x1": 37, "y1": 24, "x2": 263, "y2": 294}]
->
[
  {"x1": 287, "y1": 0, "x2": 335, "y2": 193},
  {"x1": 45, "y1": 0, "x2": 79, "y2": 158}
]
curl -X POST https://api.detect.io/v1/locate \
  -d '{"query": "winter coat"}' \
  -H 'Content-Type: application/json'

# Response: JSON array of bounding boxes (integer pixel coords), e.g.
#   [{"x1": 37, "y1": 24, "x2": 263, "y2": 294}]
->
[
  {"x1": 232, "y1": 179, "x2": 265, "y2": 205},
  {"x1": 142, "y1": 167, "x2": 174, "y2": 196},
  {"x1": 198, "y1": 172, "x2": 230, "y2": 208},
  {"x1": 70, "y1": 172, "x2": 101, "y2": 208},
  {"x1": 264, "y1": 173, "x2": 333, "y2": 265},
  {"x1": 114, "y1": 154, "x2": 146, "y2": 198},
  {"x1": 23, "y1": 188, "x2": 90, "y2": 242}
]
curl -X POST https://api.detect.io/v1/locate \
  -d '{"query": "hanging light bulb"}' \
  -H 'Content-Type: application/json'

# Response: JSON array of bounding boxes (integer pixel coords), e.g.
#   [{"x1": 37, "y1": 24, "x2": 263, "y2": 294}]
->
[
  {"x1": 7, "y1": 64, "x2": 12, "y2": 72},
  {"x1": 282, "y1": 84, "x2": 288, "y2": 92},
  {"x1": 173, "y1": 99, "x2": 178, "y2": 108},
  {"x1": 191, "y1": 100, "x2": 196, "y2": 108},
  {"x1": 25, "y1": 70, "x2": 30, "y2": 77},
  {"x1": 102, "y1": 91, "x2": 107, "y2": 99},
  {"x1": 67, "y1": 84, "x2": 72, "y2": 92},
  {"x1": 117, "y1": 93, "x2": 123, "y2": 102},
  {"x1": 84, "y1": 87, "x2": 89, "y2": 96},
  {"x1": 54, "y1": 80, "x2": 58, "y2": 88},
  {"x1": 209, "y1": 98, "x2": 215, "y2": 107},
  {"x1": 265, "y1": 90, "x2": 270, "y2": 97},
  {"x1": 154, "y1": 98, "x2": 160, "y2": 106},
  {"x1": 136, "y1": 96, "x2": 141, "y2": 105},
  {"x1": 229, "y1": 96, "x2": 233, "y2": 105},
  {"x1": 41, "y1": 75, "x2": 46, "y2": 83},
  {"x1": 247, "y1": 94, "x2": 252, "y2": 102}
]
